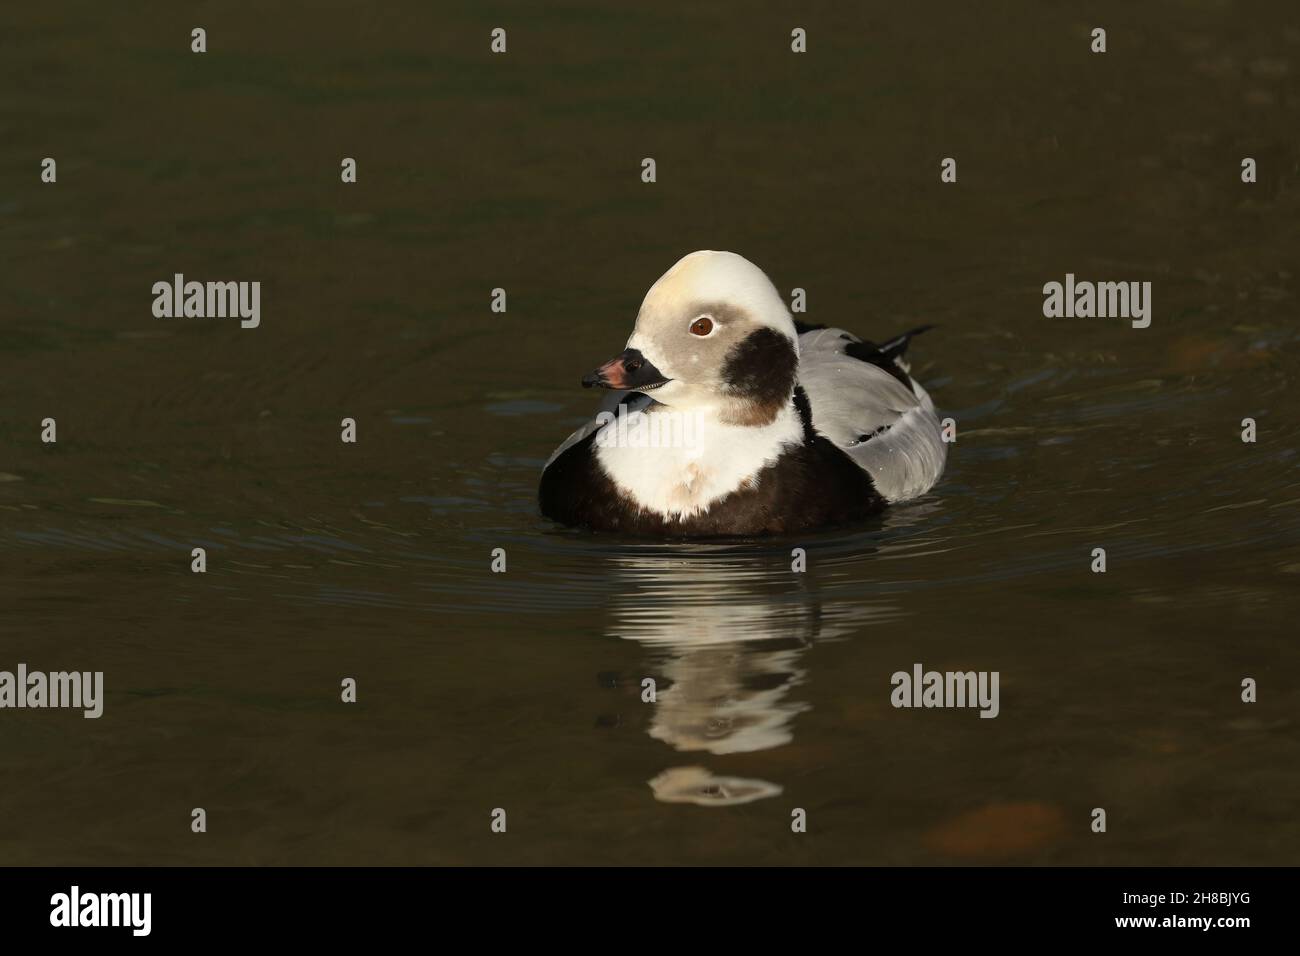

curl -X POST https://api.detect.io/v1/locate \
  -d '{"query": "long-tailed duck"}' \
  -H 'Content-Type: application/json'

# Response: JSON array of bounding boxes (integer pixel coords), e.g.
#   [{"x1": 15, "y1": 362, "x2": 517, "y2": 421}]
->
[{"x1": 539, "y1": 251, "x2": 947, "y2": 536}]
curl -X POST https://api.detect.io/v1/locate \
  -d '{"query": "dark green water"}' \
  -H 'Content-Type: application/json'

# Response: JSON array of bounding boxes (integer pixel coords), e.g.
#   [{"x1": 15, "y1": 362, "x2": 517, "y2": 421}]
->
[{"x1": 2, "y1": 2, "x2": 1298, "y2": 864}]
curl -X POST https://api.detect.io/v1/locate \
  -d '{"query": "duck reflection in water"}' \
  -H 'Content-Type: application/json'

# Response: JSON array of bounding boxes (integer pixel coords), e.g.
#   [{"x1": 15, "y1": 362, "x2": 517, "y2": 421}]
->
[{"x1": 600, "y1": 545, "x2": 899, "y2": 807}]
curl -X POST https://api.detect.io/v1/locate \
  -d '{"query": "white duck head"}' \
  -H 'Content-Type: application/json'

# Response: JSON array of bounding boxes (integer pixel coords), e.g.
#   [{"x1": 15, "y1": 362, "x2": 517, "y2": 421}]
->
[{"x1": 583, "y1": 251, "x2": 800, "y2": 425}]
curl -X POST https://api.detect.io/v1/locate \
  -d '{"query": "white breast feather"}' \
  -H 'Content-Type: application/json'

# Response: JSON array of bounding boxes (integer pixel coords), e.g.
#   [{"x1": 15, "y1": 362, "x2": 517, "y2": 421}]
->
[{"x1": 595, "y1": 404, "x2": 804, "y2": 519}]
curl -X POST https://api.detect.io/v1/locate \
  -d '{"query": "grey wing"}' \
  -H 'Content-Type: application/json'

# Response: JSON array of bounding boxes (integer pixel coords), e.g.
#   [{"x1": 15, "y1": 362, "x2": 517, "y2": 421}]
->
[
  {"x1": 544, "y1": 391, "x2": 654, "y2": 469},
  {"x1": 797, "y1": 327, "x2": 947, "y2": 502}
]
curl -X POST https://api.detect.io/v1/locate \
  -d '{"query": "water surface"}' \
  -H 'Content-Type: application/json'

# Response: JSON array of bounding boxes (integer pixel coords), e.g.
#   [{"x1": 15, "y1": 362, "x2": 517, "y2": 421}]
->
[{"x1": 2, "y1": 1, "x2": 1298, "y2": 864}]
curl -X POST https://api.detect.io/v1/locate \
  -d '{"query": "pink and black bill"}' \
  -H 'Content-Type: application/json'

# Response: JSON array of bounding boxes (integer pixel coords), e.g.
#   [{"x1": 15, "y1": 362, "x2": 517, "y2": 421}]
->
[{"x1": 581, "y1": 348, "x2": 671, "y2": 391}]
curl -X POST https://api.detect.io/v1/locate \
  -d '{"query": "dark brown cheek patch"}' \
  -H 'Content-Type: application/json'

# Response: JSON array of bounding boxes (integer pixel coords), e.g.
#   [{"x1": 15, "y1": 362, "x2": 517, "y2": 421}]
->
[{"x1": 721, "y1": 327, "x2": 798, "y2": 420}]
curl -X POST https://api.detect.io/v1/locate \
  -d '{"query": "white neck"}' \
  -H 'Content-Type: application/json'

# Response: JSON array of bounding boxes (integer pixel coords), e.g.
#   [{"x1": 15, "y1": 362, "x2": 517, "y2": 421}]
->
[{"x1": 594, "y1": 400, "x2": 803, "y2": 519}]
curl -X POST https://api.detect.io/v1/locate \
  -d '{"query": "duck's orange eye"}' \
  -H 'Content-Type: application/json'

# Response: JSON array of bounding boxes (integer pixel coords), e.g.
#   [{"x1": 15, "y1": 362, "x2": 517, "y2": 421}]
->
[{"x1": 689, "y1": 316, "x2": 714, "y2": 336}]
